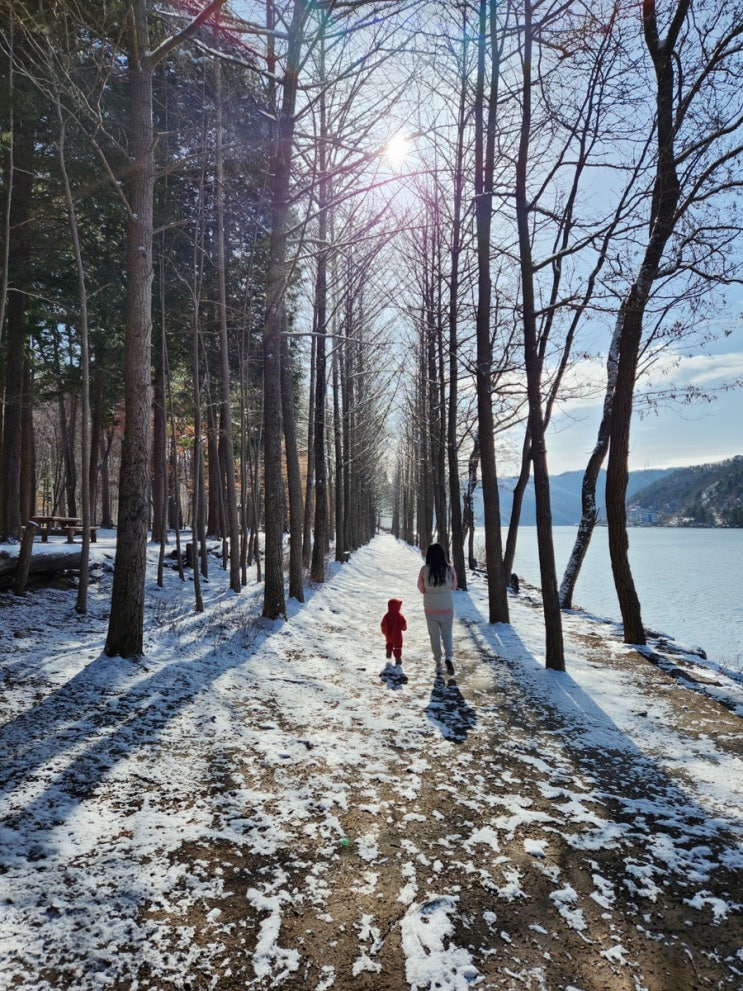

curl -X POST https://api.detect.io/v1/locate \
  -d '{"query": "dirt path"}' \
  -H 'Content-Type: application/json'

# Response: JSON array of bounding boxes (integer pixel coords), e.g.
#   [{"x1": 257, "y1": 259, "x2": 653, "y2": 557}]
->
[
  {"x1": 122, "y1": 606, "x2": 742, "y2": 991},
  {"x1": 3, "y1": 538, "x2": 741, "y2": 991}
]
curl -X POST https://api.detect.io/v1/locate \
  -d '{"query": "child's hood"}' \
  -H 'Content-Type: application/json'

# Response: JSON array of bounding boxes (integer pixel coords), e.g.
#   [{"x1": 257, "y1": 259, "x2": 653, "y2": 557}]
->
[{"x1": 387, "y1": 598, "x2": 403, "y2": 613}]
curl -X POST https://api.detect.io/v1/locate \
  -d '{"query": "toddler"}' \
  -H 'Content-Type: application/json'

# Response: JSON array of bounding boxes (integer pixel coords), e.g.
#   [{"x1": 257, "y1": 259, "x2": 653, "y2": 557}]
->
[{"x1": 380, "y1": 598, "x2": 408, "y2": 682}]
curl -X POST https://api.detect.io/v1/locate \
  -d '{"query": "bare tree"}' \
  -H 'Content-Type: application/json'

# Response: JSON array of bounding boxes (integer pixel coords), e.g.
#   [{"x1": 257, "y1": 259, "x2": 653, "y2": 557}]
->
[
  {"x1": 262, "y1": 0, "x2": 307, "y2": 619},
  {"x1": 514, "y1": 0, "x2": 564, "y2": 669},
  {"x1": 474, "y1": 0, "x2": 509, "y2": 624},
  {"x1": 54, "y1": 88, "x2": 92, "y2": 614},
  {"x1": 214, "y1": 59, "x2": 241, "y2": 593},
  {"x1": 603, "y1": 0, "x2": 742, "y2": 643}
]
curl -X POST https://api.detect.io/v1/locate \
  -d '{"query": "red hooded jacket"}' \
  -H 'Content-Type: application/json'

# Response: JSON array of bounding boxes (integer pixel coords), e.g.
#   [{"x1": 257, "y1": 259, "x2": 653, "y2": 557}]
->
[{"x1": 381, "y1": 598, "x2": 407, "y2": 648}]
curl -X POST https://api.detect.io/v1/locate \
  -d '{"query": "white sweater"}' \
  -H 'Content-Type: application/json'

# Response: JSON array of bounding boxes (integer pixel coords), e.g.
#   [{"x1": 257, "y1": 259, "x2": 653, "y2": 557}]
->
[{"x1": 417, "y1": 565, "x2": 457, "y2": 616}]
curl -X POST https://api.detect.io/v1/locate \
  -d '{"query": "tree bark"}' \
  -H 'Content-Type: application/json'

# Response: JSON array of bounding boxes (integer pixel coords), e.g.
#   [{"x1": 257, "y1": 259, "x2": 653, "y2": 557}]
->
[
  {"x1": 447, "y1": 8, "x2": 468, "y2": 590},
  {"x1": 263, "y1": 0, "x2": 306, "y2": 618},
  {"x1": 559, "y1": 324, "x2": 620, "y2": 608},
  {"x1": 13, "y1": 520, "x2": 39, "y2": 594},
  {"x1": 105, "y1": 0, "x2": 229, "y2": 654},
  {"x1": 605, "y1": 0, "x2": 688, "y2": 646},
  {"x1": 281, "y1": 321, "x2": 304, "y2": 600},
  {"x1": 214, "y1": 60, "x2": 241, "y2": 593},
  {"x1": 105, "y1": 0, "x2": 154, "y2": 657},
  {"x1": 55, "y1": 95, "x2": 92, "y2": 614},
  {"x1": 0, "y1": 33, "x2": 33, "y2": 541},
  {"x1": 515, "y1": 1, "x2": 564, "y2": 669},
  {"x1": 474, "y1": 0, "x2": 509, "y2": 624},
  {"x1": 310, "y1": 54, "x2": 329, "y2": 583}
]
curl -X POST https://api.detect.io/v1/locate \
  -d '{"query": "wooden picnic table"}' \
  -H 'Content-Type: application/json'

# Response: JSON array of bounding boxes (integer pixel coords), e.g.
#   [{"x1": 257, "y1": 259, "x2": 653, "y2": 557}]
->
[{"x1": 30, "y1": 516, "x2": 98, "y2": 542}]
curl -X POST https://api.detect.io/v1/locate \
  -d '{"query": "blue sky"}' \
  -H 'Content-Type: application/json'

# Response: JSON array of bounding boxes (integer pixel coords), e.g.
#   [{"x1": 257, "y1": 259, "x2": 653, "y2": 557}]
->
[{"x1": 543, "y1": 318, "x2": 743, "y2": 475}]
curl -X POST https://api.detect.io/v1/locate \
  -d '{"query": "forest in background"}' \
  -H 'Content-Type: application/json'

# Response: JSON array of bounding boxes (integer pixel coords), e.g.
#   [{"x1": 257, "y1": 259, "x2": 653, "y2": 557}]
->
[
  {"x1": 627, "y1": 455, "x2": 743, "y2": 526},
  {"x1": 1, "y1": 0, "x2": 741, "y2": 672},
  {"x1": 488, "y1": 457, "x2": 743, "y2": 526}
]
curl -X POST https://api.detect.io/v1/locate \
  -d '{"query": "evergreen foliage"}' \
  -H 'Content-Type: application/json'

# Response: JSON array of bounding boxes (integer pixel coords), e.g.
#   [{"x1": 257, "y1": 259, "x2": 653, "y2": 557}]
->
[{"x1": 629, "y1": 456, "x2": 743, "y2": 527}]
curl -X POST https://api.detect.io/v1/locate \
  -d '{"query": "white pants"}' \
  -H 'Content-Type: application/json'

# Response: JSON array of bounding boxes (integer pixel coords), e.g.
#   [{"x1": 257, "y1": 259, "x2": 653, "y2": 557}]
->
[{"x1": 425, "y1": 614, "x2": 453, "y2": 663}]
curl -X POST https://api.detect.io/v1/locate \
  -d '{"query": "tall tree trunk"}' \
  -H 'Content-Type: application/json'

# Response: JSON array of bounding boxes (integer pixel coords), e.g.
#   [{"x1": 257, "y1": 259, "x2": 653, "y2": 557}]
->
[
  {"x1": 214, "y1": 60, "x2": 241, "y2": 593},
  {"x1": 310, "y1": 39, "x2": 329, "y2": 583},
  {"x1": 474, "y1": 0, "x2": 509, "y2": 624},
  {"x1": 263, "y1": 0, "x2": 306, "y2": 618},
  {"x1": 417, "y1": 318, "x2": 433, "y2": 552},
  {"x1": 607, "y1": 295, "x2": 645, "y2": 643},
  {"x1": 515, "y1": 1, "x2": 564, "y2": 669},
  {"x1": 191, "y1": 309, "x2": 205, "y2": 611},
  {"x1": 606, "y1": 0, "x2": 687, "y2": 645},
  {"x1": 341, "y1": 288, "x2": 352, "y2": 551},
  {"x1": 0, "y1": 3, "x2": 13, "y2": 353},
  {"x1": 447, "y1": 7, "x2": 468, "y2": 590},
  {"x1": 20, "y1": 359, "x2": 35, "y2": 521},
  {"x1": 0, "y1": 35, "x2": 33, "y2": 540},
  {"x1": 559, "y1": 324, "x2": 620, "y2": 608},
  {"x1": 462, "y1": 432, "x2": 480, "y2": 571},
  {"x1": 206, "y1": 393, "x2": 224, "y2": 537},
  {"x1": 56, "y1": 96, "x2": 92, "y2": 613},
  {"x1": 105, "y1": 0, "x2": 228, "y2": 654},
  {"x1": 281, "y1": 319, "x2": 304, "y2": 600},
  {"x1": 503, "y1": 430, "x2": 530, "y2": 578},
  {"x1": 151, "y1": 348, "x2": 167, "y2": 543},
  {"x1": 332, "y1": 325, "x2": 345, "y2": 561},
  {"x1": 105, "y1": 0, "x2": 154, "y2": 657},
  {"x1": 99, "y1": 429, "x2": 114, "y2": 529},
  {"x1": 302, "y1": 316, "x2": 316, "y2": 566},
  {"x1": 425, "y1": 220, "x2": 448, "y2": 552},
  {"x1": 88, "y1": 380, "x2": 103, "y2": 527}
]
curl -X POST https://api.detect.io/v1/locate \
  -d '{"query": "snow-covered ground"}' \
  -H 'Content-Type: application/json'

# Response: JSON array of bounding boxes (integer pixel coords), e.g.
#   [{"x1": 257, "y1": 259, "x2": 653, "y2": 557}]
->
[{"x1": 1, "y1": 531, "x2": 741, "y2": 990}]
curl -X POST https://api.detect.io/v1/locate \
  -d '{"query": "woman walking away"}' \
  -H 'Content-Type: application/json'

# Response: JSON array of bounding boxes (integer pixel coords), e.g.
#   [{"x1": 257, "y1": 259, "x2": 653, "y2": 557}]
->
[{"x1": 417, "y1": 543, "x2": 457, "y2": 677}]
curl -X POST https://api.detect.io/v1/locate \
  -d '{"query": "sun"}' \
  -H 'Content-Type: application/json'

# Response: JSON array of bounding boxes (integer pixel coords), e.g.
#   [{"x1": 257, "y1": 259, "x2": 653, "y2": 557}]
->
[{"x1": 384, "y1": 133, "x2": 411, "y2": 170}]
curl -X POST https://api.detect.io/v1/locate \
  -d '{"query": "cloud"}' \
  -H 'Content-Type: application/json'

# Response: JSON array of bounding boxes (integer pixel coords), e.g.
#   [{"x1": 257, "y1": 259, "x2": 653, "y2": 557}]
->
[{"x1": 548, "y1": 349, "x2": 743, "y2": 420}]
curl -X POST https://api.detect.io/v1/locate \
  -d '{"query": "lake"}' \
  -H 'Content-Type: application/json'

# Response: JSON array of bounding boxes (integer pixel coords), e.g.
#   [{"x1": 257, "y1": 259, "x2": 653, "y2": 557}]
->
[{"x1": 509, "y1": 526, "x2": 743, "y2": 671}]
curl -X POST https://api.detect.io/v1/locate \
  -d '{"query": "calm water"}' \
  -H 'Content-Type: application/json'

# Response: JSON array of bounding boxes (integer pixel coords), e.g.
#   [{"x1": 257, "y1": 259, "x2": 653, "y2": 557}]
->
[{"x1": 510, "y1": 526, "x2": 743, "y2": 670}]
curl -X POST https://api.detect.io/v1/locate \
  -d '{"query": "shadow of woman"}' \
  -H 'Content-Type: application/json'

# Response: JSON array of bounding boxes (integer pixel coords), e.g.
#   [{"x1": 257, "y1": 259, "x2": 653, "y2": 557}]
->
[{"x1": 424, "y1": 677, "x2": 477, "y2": 743}]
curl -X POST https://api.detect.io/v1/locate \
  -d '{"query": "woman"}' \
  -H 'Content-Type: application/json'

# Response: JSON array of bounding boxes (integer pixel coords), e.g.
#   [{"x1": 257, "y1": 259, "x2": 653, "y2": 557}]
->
[{"x1": 417, "y1": 542, "x2": 457, "y2": 677}]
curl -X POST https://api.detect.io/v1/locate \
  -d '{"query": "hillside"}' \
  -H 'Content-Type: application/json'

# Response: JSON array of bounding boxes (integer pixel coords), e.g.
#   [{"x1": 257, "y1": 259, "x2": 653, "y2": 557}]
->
[
  {"x1": 492, "y1": 467, "x2": 672, "y2": 526},
  {"x1": 488, "y1": 458, "x2": 743, "y2": 527},
  {"x1": 629, "y1": 455, "x2": 743, "y2": 526}
]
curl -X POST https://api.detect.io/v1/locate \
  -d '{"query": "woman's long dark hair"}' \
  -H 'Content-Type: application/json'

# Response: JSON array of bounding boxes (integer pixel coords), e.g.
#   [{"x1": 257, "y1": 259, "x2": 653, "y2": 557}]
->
[{"x1": 425, "y1": 542, "x2": 450, "y2": 586}]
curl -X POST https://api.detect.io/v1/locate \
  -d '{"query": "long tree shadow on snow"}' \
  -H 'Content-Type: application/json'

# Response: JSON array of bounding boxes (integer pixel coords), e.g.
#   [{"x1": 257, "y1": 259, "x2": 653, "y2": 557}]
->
[
  {"x1": 0, "y1": 552, "x2": 349, "y2": 841},
  {"x1": 455, "y1": 585, "x2": 743, "y2": 842},
  {"x1": 0, "y1": 599, "x2": 292, "y2": 861}
]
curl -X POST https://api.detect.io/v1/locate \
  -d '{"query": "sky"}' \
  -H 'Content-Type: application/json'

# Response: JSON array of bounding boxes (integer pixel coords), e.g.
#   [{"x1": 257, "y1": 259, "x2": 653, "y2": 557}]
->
[
  {"x1": 1, "y1": 533, "x2": 741, "y2": 989},
  {"x1": 541, "y1": 315, "x2": 743, "y2": 476}
]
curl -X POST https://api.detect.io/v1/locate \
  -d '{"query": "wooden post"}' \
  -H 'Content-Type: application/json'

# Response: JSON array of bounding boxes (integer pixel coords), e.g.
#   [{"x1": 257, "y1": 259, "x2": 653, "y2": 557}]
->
[{"x1": 15, "y1": 520, "x2": 40, "y2": 595}]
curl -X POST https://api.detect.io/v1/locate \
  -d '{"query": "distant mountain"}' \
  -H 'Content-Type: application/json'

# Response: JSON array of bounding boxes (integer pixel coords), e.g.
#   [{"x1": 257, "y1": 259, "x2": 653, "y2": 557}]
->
[
  {"x1": 484, "y1": 467, "x2": 672, "y2": 526},
  {"x1": 628, "y1": 456, "x2": 743, "y2": 527},
  {"x1": 472, "y1": 458, "x2": 743, "y2": 526}
]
